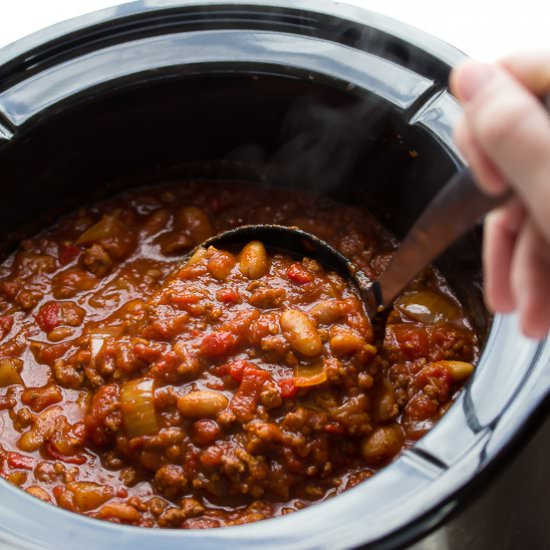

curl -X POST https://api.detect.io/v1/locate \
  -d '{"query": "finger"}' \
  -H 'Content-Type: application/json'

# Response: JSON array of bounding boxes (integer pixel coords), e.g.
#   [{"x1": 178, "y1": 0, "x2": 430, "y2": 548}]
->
[
  {"x1": 510, "y1": 218, "x2": 550, "y2": 339},
  {"x1": 483, "y1": 199, "x2": 525, "y2": 313},
  {"x1": 499, "y1": 50, "x2": 550, "y2": 97},
  {"x1": 452, "y1": 60, "x2": 550, "y2": 242},
  {"x1": 453, "y1": 115, "x2": 507, "y2": 195}
]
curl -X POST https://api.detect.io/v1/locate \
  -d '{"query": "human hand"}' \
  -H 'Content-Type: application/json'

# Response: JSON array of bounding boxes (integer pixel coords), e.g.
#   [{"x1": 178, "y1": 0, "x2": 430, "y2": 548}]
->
[{"x1": 450, "y1": 52, "x2": 550, "y2": 339}]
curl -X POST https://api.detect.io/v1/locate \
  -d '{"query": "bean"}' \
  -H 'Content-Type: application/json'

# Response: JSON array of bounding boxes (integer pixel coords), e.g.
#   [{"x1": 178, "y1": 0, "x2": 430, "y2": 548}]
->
[
  {"x1": 97, "y1": 503, "x2": 140, "y2": 522},
  {"x1": 26, "y1": 486, "x2": 51, "y2": 502},
  {"x1": 208, "y1": 249, "x2": 236, "y2": 280},
  {"x1": 186, "y1": 247, "x2": 208, "y2": 266},
  {"x1": 142, "y1": 208, "x2": 170, "y2": 236},
  {"x1": 177, "y1": 390, "x2": 229, "y2": 418},
  {"x1": 67, "y1": 481, "x2": 114, "y2": 512},
  {"x1": 309, "y1": 300, "x2": 344, "y2": 324},
  {"x1": 176, "y1": 206, "x2": 213, "y2": 244},
  {"x1": 329, "y1": 330, "x2": 366, "y2": 355},
  {"x1": 239, "y1": 241, "x2": 270, "y2": 279},
  {"x1": 439, "y1": 360, "x2": 475, "y2": 381},
  {"x1": 280, "y1": 309, "x2": 322, "y2": 357},
  {"x1": 373, "y1": 381, "x2": 398, "y2": 422},
  {"x1": 156, "y1": 231, "x2": 193, "y2": 255},
  {"x1": 361, "y1": 425, "x2": 404, "y2": 465},
  {"x1": 48, "y1": 327, "x2": 74, "y2": 342}
]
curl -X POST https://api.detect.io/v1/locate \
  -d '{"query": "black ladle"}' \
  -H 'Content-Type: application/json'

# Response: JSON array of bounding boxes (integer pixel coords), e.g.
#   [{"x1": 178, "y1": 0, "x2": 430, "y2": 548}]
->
[{"x1": 193, "y1": 169, "x2": 510, "y2": 319}]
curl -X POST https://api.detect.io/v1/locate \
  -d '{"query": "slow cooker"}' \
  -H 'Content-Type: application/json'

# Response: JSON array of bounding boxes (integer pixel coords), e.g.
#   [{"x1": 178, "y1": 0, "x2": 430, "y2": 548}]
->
[{"x1": 0, "y1": 1, "x2": 548, "y2": 549}]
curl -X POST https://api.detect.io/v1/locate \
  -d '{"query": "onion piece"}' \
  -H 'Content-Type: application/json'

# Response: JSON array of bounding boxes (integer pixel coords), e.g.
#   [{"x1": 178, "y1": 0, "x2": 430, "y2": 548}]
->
[
  {"x1": 394, "y1": 290, "x2": 461, "y2": 324},
  {"x1": 0, "y1": 358, "x2": 23, "y2": 387},
  {"x1": 120, "y1": 378, "x2": 159, "y2": 438},
  {"x1": 90, "y1": 335, "x2": 106, "y2": 364},
  {"x1": 294, "y1": 363, "x2": 327, "y2": 387}
]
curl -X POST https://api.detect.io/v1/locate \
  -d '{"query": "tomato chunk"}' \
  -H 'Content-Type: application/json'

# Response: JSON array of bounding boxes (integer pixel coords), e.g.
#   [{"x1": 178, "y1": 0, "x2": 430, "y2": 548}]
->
[
  {"x1": 287, "y1": 263, "x2": 313, "y2": 284},
  {"x1": 278, "y1": 378, "x2": 297, "y2": 399},
  {"x1": 231, "y1": 366, "x2": 270, "y2": 421},
  {"x1": 199, "y1": 331, "x2": 238, "y2": 358},
  {"x1": 384, "y1": 324, "x2": 429, "y2": 361},
  {"x1": 35, "y1": 302, "x2": 60, "y2": 333}
]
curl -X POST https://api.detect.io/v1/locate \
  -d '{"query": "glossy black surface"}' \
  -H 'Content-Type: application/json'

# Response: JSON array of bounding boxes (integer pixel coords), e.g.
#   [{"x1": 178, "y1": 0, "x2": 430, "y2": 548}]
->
[{"x1": 0, "y1": 2, "x2": 547, "y2": 549}]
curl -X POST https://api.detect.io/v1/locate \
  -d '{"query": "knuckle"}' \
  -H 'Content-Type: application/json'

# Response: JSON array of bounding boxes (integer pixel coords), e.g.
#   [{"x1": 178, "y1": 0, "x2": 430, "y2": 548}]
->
[{"x1": 470, "y1": 86, "x2": 537, "y2": 153}]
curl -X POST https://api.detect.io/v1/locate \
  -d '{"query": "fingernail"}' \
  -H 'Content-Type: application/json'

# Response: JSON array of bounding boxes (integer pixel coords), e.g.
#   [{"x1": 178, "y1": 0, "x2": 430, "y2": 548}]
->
[{"x1": 455, "y1": 61, "x2": 496, "y2": 102}]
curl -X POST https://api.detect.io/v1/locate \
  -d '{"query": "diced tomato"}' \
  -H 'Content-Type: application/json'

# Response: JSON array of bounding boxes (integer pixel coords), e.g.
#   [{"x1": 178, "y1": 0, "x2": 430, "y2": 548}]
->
[
  {"x1": 58, "y1": 243, "x2": 81, "y2": 265},
  {"x1": 287, "y1": 263, "x2": 313, "y2": 284},
  {"x1": 45, "y1": 443, "x2": 87, "y2": 465},
  {"x1": 216, "y1": 288, "x2": 239, "y2": 304},
  {"x1": 0, "y1": 315, "x2": 13, "y2": 340},
  {"x1": 7, "y1": 452, "x2": 35, "y2": 471},
  {"x1": 35, "y1": 302, "x2": 60, "y2": 333},
  {"x1": 278, "y1": 377, "x2": 298, "y2": 398},
  {"x1": 230, "y1": 365, "x2": 270, "y2": 421},
  {"x1": 199, "y1": 331, "x2": 238, "y2": 358},
  {"x1": 384, "y1": 324, "x2": 429, "y2": 361},
  {"x1": 325, "y1": 422, "x2": 344, "y2": 434},
  {"x1": 227, "y1": 359, "x2": 253, "y2": 383},
  {"x1": 214, "y1": 359, "x2": 257, "y2": 382}
]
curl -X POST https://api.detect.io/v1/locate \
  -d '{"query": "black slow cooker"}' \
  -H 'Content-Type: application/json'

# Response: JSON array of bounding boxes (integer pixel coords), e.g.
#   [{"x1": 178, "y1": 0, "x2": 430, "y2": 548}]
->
[{"x1": 0, "y1": 2, "x2": 548, "y2": 549}]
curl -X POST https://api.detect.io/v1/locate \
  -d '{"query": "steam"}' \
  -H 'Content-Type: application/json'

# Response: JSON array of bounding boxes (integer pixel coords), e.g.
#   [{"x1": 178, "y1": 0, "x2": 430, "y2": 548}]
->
[{"x1": 270, "y1": 94, "x2": 386, "y2": 190}]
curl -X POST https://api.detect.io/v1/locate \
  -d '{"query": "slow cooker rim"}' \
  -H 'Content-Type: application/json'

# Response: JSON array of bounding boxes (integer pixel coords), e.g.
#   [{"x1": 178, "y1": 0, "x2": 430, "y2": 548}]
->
[{"x1": 0, "y1": 0, "x2": 465, "y2": 84}]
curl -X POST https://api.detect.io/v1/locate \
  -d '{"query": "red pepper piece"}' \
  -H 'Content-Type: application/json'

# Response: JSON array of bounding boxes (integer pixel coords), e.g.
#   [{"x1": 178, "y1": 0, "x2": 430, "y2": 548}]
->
[
  {"x1": 45, "y1": 443, "x2": 87, "y2": 465},
  {"x1": 7, "y1": 452, "x2": 35, "y2": 471}
]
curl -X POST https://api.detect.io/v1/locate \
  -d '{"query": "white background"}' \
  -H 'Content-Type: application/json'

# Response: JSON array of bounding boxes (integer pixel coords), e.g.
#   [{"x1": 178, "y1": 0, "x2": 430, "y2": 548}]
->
[{"x1": 0, "y1": 0, "x2": 548, "y2": 60}]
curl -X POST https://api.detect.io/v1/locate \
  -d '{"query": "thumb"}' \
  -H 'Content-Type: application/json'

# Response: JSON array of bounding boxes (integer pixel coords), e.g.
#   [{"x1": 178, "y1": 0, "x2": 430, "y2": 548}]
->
[{"x1": 451, "y1": 60, "x2": 550, "y2": 242}]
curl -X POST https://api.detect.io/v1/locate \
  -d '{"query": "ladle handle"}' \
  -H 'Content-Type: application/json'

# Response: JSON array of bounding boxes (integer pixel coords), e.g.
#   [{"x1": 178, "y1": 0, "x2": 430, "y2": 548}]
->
[
  {"x1": 372, "y1": 92, "x2": 550, "y2": 311},
  {"x1": 373, "y1": 169, "x2": 511, "y2": 309}
]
